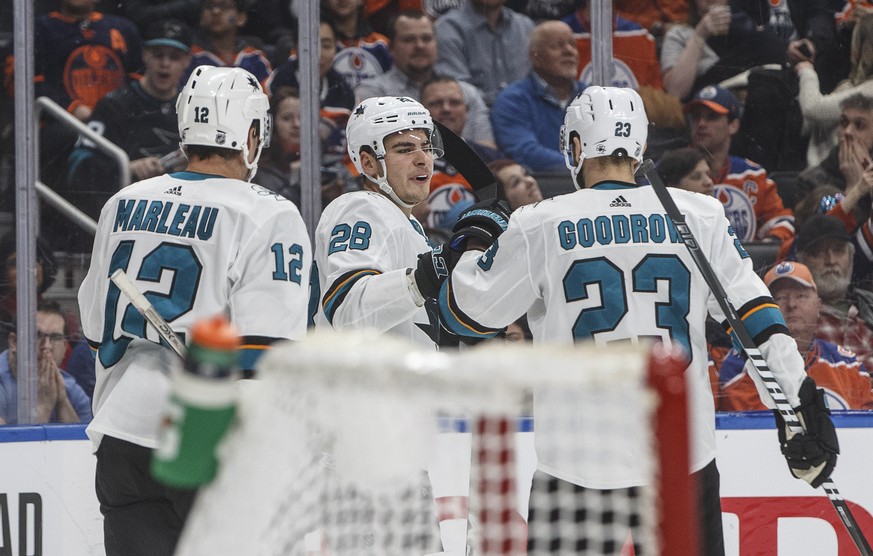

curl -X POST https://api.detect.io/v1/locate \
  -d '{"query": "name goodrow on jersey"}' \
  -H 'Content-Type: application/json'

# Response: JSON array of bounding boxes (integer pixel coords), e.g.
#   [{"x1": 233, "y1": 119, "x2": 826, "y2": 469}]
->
[
  {"x1": 558, "y1": 213, "x2": 682, "y2": 250},
  {"x1": 113, "y1": 199, "x2": 218, "y2": 240}
]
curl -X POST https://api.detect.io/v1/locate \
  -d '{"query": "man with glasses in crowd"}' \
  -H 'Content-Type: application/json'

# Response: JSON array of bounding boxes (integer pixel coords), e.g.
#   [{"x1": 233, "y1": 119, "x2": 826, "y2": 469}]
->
[{"x1": 0, "y1": 300, "x2": 92, "y2": 424}]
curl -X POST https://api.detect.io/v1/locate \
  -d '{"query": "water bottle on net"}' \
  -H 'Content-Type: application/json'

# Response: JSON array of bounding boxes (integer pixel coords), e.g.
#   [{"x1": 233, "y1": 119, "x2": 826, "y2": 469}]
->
[{"x1": 152, "y1": 315, "x2": 241, "y2": 488}]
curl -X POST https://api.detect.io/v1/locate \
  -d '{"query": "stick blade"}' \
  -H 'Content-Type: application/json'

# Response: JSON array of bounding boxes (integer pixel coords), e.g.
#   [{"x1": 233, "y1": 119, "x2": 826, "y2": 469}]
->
[{"x1": 433, "y1": 119, "x2": 498, "y2": 200}]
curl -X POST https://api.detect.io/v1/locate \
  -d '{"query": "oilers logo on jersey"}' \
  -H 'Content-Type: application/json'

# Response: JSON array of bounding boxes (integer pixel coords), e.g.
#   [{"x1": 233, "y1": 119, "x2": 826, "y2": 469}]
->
[
  {"x1": 579, "y1": 59, "x2": 640, "y2": 90},
  {"x1": 426, "y1": 183, "x2": 476, "y2": 230},
  {"x1": 714, "y1": 184, "x2": 756, "y2": 242},
  {"x1": 333, "y1": 48, "x2": 387, "y2": 88}
]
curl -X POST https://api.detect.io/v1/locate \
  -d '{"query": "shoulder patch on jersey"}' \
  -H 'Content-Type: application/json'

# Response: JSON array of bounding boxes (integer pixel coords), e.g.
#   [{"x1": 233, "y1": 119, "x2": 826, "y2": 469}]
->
[{"x1": 249, "y1": 183, "x2": 293, "y2": 203}]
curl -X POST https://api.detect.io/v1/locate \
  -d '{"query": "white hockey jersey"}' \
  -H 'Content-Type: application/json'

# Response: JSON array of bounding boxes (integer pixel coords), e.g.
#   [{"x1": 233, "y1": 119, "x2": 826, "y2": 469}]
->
[
  {"x1": 440, "y1": 181, "x2": 808, "y2": 487},
  {"x1": 78, "y1": 171, "x2": 312, "y2": 450},
  {"x1": 314, "y1": 190, "x2": 438, "y2": 348}
]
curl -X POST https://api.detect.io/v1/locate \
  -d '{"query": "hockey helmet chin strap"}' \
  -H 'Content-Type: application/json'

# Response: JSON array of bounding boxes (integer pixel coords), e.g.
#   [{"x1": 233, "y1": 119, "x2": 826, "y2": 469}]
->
[
  {"x1": 366, "y1": 160, "x2": 418, "y2": 210},
  {"x1": 242, "y1": 139, "x2": 265, "y2": 182}
]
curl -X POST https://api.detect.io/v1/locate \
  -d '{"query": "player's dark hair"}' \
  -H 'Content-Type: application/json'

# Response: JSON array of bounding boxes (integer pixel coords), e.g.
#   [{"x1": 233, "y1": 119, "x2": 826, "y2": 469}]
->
[
  {"x1": 184, "y1": 121, "x2": 261, "y2": 161},
  {"x1": 184, "y1": 145, "x2": 239, "y2": 161},
  {"x1": 656, "y1": 147, "x2": 708, "y2": 188}
]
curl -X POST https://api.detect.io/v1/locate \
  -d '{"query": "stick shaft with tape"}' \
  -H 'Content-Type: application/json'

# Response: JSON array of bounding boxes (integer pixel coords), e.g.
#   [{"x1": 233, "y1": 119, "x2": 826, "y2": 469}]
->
[
  {"x1": 110, "y1": 269, "x2": 187, "y2": 358},
  {"x1": 640, "y1": 159, "x2": 872, "y2": 556}
]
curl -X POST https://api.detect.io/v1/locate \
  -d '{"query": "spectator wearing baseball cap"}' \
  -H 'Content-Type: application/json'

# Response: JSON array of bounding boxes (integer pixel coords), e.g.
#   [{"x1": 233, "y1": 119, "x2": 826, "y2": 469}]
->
[
  {"x1": 63, "y1": 18, "x2": 194, "y2": 251},
  {"x1": 685, "y1": 84, "x2": 795, "y2": 250},
  {"x1": 143, "y1": 19, "x2": 193, "y2": 53},
  {"x1": 716, "y1": 260, "x2": 873, "y2": 411},
  {"x1": 685, "y1": 84, "x2": 742, "y2": 121},
  {"x1": 790, "y1": 213, "x2": 873, "y2": 368},
  {"x1": 794, "y1": 213, "x2": 851, "y2": 257}
]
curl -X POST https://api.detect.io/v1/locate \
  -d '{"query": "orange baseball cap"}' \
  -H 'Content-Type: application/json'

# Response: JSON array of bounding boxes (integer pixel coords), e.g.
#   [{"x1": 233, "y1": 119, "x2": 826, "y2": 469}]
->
[
  {"x1": 763, "y1": 261, "x2": 816, "y2": 291},
  {"x1": 685, "y1": 85, "x2": 742, "y2": 120}
]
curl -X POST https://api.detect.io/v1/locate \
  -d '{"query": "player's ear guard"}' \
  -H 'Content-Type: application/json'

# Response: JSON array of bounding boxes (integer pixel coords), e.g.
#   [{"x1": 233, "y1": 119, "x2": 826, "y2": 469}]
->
[
  {"x1": 773, "y1": 377, "x2": 839, "y2": 488},
  {"x1": 450, "y1": 199, "x2": 512, "y2": 252}
]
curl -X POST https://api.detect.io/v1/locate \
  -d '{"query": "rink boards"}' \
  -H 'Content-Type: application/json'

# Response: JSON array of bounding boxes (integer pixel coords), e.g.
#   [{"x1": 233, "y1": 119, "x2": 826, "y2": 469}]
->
[{"x1": 1, "y1": 412, "x2": 872, "y2": 556}]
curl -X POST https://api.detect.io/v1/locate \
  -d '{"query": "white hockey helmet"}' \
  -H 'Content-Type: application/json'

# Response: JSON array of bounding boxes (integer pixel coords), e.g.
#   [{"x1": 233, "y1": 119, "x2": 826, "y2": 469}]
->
[
  {"x1": 561, "y1": 86, "x2": 648, "y2": 189},
  {"x1": 346, "y1": 96, "x2": 443, "y2": 208},
  {"x1": 176, "y1": 65, "x2": 271, "y2": 181}
]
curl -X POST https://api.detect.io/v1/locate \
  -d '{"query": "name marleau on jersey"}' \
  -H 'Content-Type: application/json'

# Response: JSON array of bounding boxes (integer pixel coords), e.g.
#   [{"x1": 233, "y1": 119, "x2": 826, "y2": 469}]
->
[
  {"x1": 112, "y1": 198, "x2": 219, "y2": 240},
  {"x1": 557, "y1": 213, "x2": 682, "y2": 250}
]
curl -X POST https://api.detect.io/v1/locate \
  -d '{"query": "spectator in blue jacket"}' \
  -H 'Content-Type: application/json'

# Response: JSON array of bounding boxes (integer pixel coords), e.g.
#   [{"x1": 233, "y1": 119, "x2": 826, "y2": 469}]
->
[
  {"x1": 0, "y1": 301, "x2": 92, "y2": 425},
  {"x1": 491, "y1": 19, "x2": 585, "y2": 172}
]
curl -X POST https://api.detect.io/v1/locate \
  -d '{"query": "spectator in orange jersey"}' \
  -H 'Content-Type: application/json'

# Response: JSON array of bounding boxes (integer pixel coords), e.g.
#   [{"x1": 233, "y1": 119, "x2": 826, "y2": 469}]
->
[
  {"x1": 686, "y1": 85, "x2": 795, "y2": 249},
  {"x1": 562, "y1": 0, "x2": 662, "y2": 91},
  {"x1": 718, "y1": 261, "x2": 873, "y2": 411}
]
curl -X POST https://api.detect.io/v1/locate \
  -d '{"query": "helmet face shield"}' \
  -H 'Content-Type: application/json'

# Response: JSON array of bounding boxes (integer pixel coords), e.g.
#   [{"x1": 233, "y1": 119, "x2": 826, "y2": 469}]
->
[
  {"x1": 345, "y1": 96, "x2": 442, "y2": 208},
  {"x1": 380, "y1": 127, "x2": 444, "y2": 161}
]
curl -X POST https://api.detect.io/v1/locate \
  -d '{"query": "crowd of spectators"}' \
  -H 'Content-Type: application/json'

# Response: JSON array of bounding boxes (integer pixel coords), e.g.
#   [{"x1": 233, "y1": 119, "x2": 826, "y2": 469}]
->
[{"x1": 3, "y1": 0, "x2": 873, "y2": 420}]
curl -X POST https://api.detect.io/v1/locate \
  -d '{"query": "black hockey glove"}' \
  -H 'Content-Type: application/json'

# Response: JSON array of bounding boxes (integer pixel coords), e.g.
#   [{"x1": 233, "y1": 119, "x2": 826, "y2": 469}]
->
[
  {"x1": 773, "y1": 377, "x2": 839, "y2": 488},
  {"x1": 450, "y1": 199, "x2": 511, "y2": 252},
  {"x1": 413, "y1": 243, "x2": 457, "y2": 300}
]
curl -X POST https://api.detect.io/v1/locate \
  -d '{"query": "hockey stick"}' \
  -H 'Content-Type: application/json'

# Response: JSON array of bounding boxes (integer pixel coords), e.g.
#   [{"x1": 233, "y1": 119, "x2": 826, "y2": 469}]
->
[
  {"x1": 639, "y1": 159, "x2": 873, "y2": 556},
  {"x1": 433, "y1": 119, "x2": 498, "y2": 201},
  {"x1": 110, "y1": 269, "x2": 188, "y2": 359}
]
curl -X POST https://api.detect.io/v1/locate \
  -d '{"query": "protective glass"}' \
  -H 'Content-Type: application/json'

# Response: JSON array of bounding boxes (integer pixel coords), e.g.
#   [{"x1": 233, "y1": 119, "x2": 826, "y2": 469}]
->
[{"x1": 381, "y1": 128, "x2": 444, "y2": 160}]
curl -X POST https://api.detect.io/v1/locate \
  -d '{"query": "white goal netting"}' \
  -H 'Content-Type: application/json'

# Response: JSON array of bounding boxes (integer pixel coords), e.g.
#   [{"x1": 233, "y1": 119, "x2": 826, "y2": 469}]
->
[{"x1": 175, "y1": 331, "x2": 694, "y2": 556}]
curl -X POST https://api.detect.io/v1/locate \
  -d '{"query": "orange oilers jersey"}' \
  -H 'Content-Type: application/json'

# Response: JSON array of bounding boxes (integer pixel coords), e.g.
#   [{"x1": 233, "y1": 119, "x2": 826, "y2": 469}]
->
[
  {"x1": 574, "y1": 29, "x2": 662, "y2": 90},
  {"x1": 718, "y1": 339, "x2": 873, "y2": 410},
  {"x1": 712, "y1": 156, "x2": 794, "y2": 247}
]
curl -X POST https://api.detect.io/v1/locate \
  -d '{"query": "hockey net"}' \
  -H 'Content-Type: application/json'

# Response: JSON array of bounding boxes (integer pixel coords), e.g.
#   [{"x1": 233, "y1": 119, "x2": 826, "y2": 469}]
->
[{"x1": 175, "y1": 331, "x2": 696, "y2": 556}]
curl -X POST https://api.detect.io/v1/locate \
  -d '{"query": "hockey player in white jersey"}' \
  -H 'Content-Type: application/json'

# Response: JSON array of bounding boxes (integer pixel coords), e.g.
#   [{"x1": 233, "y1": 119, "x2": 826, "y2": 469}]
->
[
  {"x1": 438, "y1": 86, "x2": 838, "y2": 554},
  {"x1": 314, "y1": 96, "x2": 487, "y2": 554},
  {"x1": 315, "y1": 96, "x2": 455, "y2": 348},
  {"x1": 78, "y1": 65, "x2": 311, "y2": 556}
]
